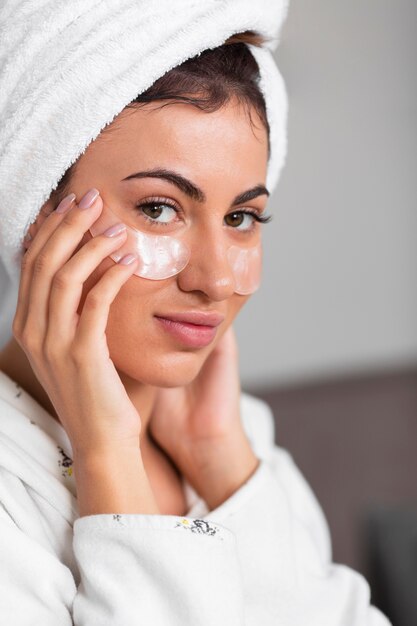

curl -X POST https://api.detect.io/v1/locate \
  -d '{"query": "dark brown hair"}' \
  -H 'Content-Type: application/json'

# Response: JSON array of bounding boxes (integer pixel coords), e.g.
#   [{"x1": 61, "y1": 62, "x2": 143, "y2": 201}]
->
[{"x1": 51, "y1": 29, "x2": 270, "y2": 207}]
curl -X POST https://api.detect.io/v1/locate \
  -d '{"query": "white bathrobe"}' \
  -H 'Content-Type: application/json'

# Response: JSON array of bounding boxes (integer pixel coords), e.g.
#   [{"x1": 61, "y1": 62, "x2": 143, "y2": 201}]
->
[{"x1": 0, "y1": 369, "x2": 391, "y2": 625}]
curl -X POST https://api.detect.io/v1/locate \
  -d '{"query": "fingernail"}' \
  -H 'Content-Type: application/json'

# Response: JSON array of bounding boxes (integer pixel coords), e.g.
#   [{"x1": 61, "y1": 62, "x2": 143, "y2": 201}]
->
[
  {"x1": 79, "y1": 188, "x2": 100, "y2": 210},
  {"x1": 103, "y1": 223, "x2": 127, "y2": 237},
  {"x1": 118, "y1": 253, "x2": 137, "y2": 265},
  {"x1": 56, "y1": 193, "x2": 76, "y2": 213}
]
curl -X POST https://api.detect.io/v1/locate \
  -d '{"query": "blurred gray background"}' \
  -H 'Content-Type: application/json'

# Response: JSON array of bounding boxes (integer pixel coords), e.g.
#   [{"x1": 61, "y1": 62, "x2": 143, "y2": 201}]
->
[
  {"x1": 0, "y1": 1, "x2": 416, "y2": 622},
  {"x1": 235, "y1": 0, "x2": 417, "y2": 388}
]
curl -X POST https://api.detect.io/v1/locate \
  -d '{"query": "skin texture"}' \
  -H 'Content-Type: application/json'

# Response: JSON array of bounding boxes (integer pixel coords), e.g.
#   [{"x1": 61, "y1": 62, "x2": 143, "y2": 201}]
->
[{"x1": 0, "y1": 96, "x2": 269, "y2": 514}]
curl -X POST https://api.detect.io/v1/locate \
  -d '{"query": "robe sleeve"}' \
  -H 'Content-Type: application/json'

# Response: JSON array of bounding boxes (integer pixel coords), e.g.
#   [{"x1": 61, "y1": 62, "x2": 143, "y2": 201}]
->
[
  {"x1": 0, "y1": 494, "x2": 245, "y2": 625},
  {"x1": 72, "y1": 513, "x2": 245, "y2": 625}
]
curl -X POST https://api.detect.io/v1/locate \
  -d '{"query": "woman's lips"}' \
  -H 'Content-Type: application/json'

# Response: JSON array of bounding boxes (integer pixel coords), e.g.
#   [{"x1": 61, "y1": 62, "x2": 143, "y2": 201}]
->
[{"x1": 154, "y1": 316, "x2": 218, "y2": 348}]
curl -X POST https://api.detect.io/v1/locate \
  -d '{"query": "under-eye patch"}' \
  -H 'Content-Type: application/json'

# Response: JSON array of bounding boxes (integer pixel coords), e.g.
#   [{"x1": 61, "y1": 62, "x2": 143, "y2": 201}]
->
[{"x1": 89, "y1": 203, "x2": 262, "y2": 295}]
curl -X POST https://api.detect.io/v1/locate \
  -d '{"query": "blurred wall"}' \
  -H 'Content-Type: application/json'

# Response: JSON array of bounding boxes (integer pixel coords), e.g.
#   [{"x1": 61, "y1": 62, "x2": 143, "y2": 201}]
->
[{"x1": 235, "y1": 0, "x2": 417, "y2": 388}]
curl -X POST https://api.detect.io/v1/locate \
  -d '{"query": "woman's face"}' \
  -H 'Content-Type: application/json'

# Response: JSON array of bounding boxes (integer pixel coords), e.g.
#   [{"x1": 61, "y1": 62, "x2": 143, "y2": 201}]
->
[{"x1": 35, "y1": 98, "x2": 269, "y2": 387}]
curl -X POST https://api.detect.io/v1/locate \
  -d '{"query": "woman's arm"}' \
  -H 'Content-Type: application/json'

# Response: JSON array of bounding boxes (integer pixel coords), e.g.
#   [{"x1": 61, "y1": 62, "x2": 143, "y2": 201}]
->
[
  {"x1": 73, "y1": 446, "x2": 159, "y2": 516},
  {"x1": 14, "y1": 189, "x2": 163, "y2": 516}
]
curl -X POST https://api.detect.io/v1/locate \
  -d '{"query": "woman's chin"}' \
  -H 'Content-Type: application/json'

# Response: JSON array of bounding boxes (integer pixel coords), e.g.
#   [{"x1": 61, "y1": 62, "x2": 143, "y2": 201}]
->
[{"x1": 115, "y1": 349, "x2": 208, "y2": 388}]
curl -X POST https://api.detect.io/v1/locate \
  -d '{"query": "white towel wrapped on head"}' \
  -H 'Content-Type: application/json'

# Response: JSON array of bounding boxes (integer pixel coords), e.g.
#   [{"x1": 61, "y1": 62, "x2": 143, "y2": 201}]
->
[{"x1": 0, "y1": 0, "x2": 289, "y2": 288}]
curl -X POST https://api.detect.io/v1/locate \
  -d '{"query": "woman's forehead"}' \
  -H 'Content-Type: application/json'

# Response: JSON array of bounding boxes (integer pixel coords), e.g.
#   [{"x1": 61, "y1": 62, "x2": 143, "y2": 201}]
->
[{"x1": 82, "y1": 99, "x2": 268, "y2": 185}]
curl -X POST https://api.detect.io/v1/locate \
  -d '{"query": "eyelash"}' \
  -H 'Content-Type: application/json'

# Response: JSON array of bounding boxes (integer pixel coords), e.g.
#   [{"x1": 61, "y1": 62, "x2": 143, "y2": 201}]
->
[{"x1": 134, "y1": 197, "x2": 273, "y2": 232}]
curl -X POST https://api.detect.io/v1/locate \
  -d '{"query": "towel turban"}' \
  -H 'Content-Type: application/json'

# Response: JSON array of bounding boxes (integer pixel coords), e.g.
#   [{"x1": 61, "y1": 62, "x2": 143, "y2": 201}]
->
[{"x1": 0, "y1": 0, "x2": 289, "y2": 289}]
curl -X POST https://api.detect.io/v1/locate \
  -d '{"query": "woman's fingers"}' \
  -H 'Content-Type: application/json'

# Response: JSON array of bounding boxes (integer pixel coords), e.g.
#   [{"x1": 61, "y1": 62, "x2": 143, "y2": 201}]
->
[
  {"x1": 73, "y1": 253, "x2": 139, "y2": 354},
  {"x1": 22, "y1": 191, "x2": 105, "y2": 345},
  {"x1": 13, "y1": 193, "x2": 76, "y2": 338},
  {"x1": 46, "y1": 226, "x2": 137, "y2": 347}
]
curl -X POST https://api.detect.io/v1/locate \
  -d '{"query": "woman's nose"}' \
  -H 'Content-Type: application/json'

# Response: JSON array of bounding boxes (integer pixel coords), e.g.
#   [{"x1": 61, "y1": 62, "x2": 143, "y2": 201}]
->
[{"x1": 176, "y1": 232, "x2": 236, "y2": 301}]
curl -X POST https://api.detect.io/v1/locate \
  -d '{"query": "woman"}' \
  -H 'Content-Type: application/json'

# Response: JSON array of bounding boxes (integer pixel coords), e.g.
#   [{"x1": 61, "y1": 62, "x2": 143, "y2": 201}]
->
[{"x1": 0, "y1": 22, "x2": 391, "y2": 626}]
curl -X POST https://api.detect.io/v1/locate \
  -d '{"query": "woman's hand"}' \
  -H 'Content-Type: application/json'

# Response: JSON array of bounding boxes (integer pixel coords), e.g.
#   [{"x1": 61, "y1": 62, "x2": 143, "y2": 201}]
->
[
  {"x1": 13, "y1": 189, "x2": 142, "y2": 458},
  {"x1": 149, "y1": 325, "x2": 260, "y2": 510}
]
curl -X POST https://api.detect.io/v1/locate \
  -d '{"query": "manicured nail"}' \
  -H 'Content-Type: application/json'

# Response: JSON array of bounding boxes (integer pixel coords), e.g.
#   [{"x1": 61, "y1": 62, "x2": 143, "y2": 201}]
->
[
  {"x1": 103, "y1": 223, "x2": 127, "y2": 237},
  {"x1": 79, "y1": 188, "x2": 100, "y2": 210},
  {"x1": 56, "y1": 193, "x2": 76, "y2": 213},
  {"x1": 118, "y1": 253, "x2": 137, "y2": 265}
]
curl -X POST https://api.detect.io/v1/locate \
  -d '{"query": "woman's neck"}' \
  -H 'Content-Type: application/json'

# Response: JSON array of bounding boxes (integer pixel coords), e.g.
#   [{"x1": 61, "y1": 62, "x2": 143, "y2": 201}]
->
[{"x1": 0, "y1": 337, "x2": 158, "y2": 453}]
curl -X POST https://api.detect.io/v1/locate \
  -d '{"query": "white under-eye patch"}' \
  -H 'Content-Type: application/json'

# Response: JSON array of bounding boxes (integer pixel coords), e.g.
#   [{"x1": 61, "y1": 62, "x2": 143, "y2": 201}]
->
[{"x1": 88, "y1": 204, "x2": 262, "y2": 295}]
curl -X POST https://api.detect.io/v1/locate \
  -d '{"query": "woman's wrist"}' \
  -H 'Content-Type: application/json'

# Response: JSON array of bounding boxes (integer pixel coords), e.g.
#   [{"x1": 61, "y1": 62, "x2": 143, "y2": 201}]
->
[
  {"x1": 179, "y1": 430, "x2": 260, "y2": 511},
  {"x1": 73, "y1": 446, "x2": 160, "y2": 517}
]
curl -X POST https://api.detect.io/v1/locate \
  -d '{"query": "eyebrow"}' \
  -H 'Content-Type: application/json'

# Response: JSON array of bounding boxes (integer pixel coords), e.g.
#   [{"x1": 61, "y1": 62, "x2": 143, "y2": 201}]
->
[{"x1": 121, "y1": 168, "x2": 270, "y2": 206}]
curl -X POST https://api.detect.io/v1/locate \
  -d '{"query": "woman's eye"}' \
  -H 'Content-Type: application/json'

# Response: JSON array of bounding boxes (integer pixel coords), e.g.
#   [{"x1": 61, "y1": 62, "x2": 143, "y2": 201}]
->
[
  {"x1": 225, "y1": 211, "x2": 268, "y2": 232},
  {"x1": 136, "y1": 202, "x2": 178, "y2": 226},
  {"x1": 225, "y1": 211, "x2": 251, "y2": 230}
]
